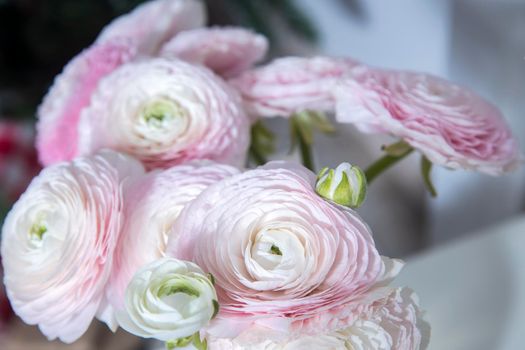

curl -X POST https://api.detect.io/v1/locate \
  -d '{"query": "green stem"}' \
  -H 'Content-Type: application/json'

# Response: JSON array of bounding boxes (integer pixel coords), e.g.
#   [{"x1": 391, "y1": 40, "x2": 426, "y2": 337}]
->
[
  {"x1": 365, "y1": 148, "x2": 414, "y2": 184},
  {"x1": 296, "y1": 124, "x2": 314, "y2": 171}
]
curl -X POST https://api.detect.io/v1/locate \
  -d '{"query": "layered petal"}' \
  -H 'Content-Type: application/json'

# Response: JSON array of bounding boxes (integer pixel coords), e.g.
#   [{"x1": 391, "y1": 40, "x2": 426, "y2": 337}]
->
[
  {"x1": 335, "y1": 68, "x2": 521, "y2": 174},
  {"x1": 36, "y1": 39, "x2": 136, "y2": 165},
  {"x1": 77, "y1": 58, "x2": 250, "y2": 169},
  {"x1": 116, "y1": 257, "x2": 218, "y2": 342},
  {"x1": 167, "y1": 161, "x2": 386, "y2": 336},
  {"x1": 0, "y1": 150, "x2": 145, "y2": 343},
  {"x1": 161, "y1": 27, "x2": 268, "y2": 78},
  {"x1": 97, "y1": 0, "x2": 206, "y2": 55},
  {"x1": 230, "y1": 56, "x2": 358, "y2": 118},
  {"x1": 208, "y1": 287, "x2": 429, "y2": 350}
]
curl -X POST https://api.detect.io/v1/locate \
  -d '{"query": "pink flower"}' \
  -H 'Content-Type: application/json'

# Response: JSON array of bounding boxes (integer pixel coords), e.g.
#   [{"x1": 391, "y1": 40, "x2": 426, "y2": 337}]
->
[
  {"x1": 36, "y1": 0, "x2": 205, "y2": 166},
  {"x1": 0, "y1": 150, "x2": 145, "y2": 343},
  {"x1": 167, "y1": 161, "x2": 387, "y2": 336},
  {"x1": 161, "y1": 27, "x2": 268, "y2": 78},
  {"x1": 36, "y1": 39, "x2": 136, "y2": 166},
  {"x1": 97, "y1": 0, "x2": 205, "y2": 55},
  {"x1": 77, "y1": 58, "x2": 250, "y2": 169},
  {"x1": 335, "y1": 68, "x2": 521, "y2": 175},
  {"x1": 230, "y1": 56, "x2": 357, "y2": 118},
  {"x1": 107, "y1": 161, "x2": 239, "y2": 311},
  {"x1": 208, "y1": 287, "x2": 430, "y2": 350}
]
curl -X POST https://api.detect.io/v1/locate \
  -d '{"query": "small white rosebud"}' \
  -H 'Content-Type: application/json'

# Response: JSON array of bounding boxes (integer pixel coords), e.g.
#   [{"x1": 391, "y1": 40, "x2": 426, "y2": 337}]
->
[
  {"x1": 116, "y1": 257, "x2": 218, "y2": 343},
  {"x1": 315, "y1": 162, "x2": 367, "y2": 208}
]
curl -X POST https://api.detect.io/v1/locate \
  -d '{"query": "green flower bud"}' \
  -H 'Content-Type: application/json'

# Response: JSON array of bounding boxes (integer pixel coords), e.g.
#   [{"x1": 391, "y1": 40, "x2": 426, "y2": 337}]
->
[{"x1": 315, "y1": 163, "x2": 367, "y2": 208}]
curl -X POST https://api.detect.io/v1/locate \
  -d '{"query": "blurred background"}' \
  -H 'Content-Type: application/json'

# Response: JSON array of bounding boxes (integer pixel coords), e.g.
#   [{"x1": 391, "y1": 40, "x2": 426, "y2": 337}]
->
[{"x1": 0, "y1": 0, "x2": 524, "y2": 349}]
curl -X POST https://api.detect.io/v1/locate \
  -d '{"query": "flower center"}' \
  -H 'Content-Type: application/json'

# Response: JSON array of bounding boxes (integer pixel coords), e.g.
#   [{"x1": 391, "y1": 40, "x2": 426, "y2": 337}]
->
[
  {"x1": 140, "y1": 98, "x2": 187, "y2": 131},
  {"x1": 29, "y1": 221, "x2": 47, "y2": 241},
  {"x1": 158, "y1": 279, "x2": 200, "y2": 298},
  {"x1": 270, "y1": 244, "x2": 282, "y2": 256},
  {"x1": 250, "y1": 230, "x2": 286, "y2": 270}
]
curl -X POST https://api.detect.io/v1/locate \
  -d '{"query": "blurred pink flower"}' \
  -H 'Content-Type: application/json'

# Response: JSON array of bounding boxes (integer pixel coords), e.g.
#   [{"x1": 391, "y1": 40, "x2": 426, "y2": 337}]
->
[
  {"x1": 335, "y1": 68, "x2": 521, "y2": 174},
  {"x1": 107, "y1": 161, "x2": 239, "y2": 311},
  {"x1": 230, "y1": 56, "x2": 358, "y2": 118},
  {"x1": 77, "y1": 58, "x2": 250, "y2": 169},
  {"x1": 36, "y1": 0, "x2": 206, "y2": 166},
  {"x1": 97, "y1": 0, "x2": 205, "y2": 54},
  {"x1": 167, "y1": 161, "x2": 388, "y2": 337},
  {"x1": 1, "y1": 151, "x2": 145, "y2": 343},
  {"x1": 161, "y1": 27, "x2": 268, "y2": 78},
  {"x1": 36, "y1": 39, "x2": 136, "y2": 165}
]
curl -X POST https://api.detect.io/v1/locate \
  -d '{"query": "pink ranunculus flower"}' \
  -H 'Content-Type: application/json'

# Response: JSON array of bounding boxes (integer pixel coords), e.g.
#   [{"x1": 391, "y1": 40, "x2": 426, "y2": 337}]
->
[
  {"x1": 160, "y1": 27, "x2": 269, "y2": 78},
  {"x1": 229, "y1": 56, "x2": 358, "y2": 118},
  {"x1": 77, "y1": 58, "x2": 250, "y2": 169},
  {"x1": 107, "y1": 161, "x2": 239, "y2": 311},
  {"x1": 36, "y1": 39, "x2": 137, "y2": 166},
  {"x1": 36, "y1": 0, "x2": 205, "y2": 166},
  {"x1": 335, "y1": 68, "x2": 522, "y2": 175},
  {"x1": 0, "y1": 150, "x2": 145, "y2": 343},
  {"x1": 167, "y1": 161, "x2": 389, "y2": 337},
  {"x1": 209, "y1": 287, "x2": 430, "y2": 350},
  {"x1": 97, "y1": 0, "x2": 206, "y2": 54}
]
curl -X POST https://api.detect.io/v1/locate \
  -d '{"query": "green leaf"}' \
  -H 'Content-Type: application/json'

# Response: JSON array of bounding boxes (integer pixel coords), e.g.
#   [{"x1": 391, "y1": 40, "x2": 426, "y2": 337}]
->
[{"x1": 421, "y1": 156, "x2": 437, "y2": 197}]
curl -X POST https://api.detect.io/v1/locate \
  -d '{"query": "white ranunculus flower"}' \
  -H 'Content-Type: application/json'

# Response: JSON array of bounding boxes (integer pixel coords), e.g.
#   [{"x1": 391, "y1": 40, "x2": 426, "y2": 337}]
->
[
  {"x1": 117, "y1": 257, "x2": 219, "y2": 343},
  {"x1": 77, "y1": 58, "x2": 250, "y2": 170},
  {"x1": 0, "y1": 150, "x2": 145, "y2": 343}
]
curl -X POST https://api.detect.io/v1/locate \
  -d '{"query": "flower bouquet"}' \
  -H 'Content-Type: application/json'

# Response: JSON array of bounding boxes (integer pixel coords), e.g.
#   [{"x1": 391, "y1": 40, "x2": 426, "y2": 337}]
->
[{"x1": 1, "y1": 0, "x2": 520, "y2": 349}]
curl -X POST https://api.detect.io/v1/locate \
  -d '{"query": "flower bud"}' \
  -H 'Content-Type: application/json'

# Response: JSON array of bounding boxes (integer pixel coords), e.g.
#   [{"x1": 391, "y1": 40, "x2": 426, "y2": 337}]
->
[
  {"x1": 116, "y1": 257, "x2": 219, "y2": 343},
  {"x1": 315, "y1": 163, "x2": 367, "y2": 208}
]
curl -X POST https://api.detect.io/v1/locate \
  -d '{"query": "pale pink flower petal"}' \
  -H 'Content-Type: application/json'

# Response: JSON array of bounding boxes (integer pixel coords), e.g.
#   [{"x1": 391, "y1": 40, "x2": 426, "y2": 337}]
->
[
  {"x1": 36, "y1": 39, "x2": 136, "y2": 166},
  {"x1": 107, "y1": 161, "x2": 239, "y2": 311},
  {"x1": 77, "y1": 58, "x2": 250, "y2": 169},
  {"x1": 230, "y1": 56, "x2": 358, "y2": 118},
  {"x1": 97, "y1": 0, "x2": 206, "y2": 55},
  {"x1": 0, "y1": 150, "x2": 145, "y2": 343},
  {"x1": 208, "y1": 287, "x2": 429, "y2": 350},
  {"x1": 335, "y1": 68, "x2": 522, "y2": 175},
  {"x1": 167, "y1": 161, "x2": 386, "y2": 337},
  {"x1": 161, "y1": 27, "x2": 268, "y2": 78}
]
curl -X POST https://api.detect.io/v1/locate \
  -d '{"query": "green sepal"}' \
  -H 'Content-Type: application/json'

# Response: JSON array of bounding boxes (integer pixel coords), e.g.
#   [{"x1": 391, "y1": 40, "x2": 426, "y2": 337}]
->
[
  {"x1": 192, "y1": 332, "x2": 208, "y2": 350},
  {"x1": 315, "y1": 169, "x2": 334, "y2": 198},
  {"x1": 212, "y1": 300, "x2": 220, "y2": 319},
  {"x1": 333, "y1": 171, "x2": 353, "y2": 207}
]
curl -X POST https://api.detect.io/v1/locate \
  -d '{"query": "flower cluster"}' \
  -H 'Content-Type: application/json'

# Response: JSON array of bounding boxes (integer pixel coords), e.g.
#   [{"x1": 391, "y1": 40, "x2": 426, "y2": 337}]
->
[{"x1": 1, "y1": 0, "x2": 522, "y2": 349}]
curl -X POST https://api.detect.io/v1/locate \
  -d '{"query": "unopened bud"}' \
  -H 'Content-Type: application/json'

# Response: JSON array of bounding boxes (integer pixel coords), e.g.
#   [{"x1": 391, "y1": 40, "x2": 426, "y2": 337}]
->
[{"x1": 315, "y1": 163, "x2": 367, "y2": 208}]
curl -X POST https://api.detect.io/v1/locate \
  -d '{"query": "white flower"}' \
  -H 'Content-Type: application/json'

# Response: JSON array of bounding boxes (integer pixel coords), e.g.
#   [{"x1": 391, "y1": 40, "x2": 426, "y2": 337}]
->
[
  {"x1": 0, "y1": 150, "x2": 145, "y2": 343},
  {"x1": 316, "y1": 162, "x2": 367, "y2": 208},
  {"x1": 77, "y1": 58, "x2": 250, "y2": 169},
  {"x1": 117, "y1": 257, "x2": 218, "y2": 342}
]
